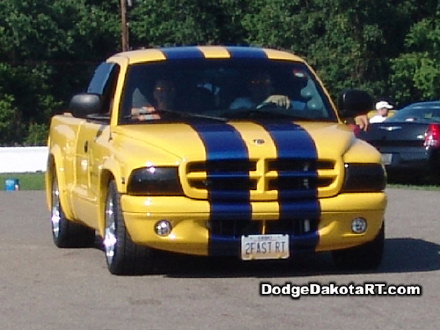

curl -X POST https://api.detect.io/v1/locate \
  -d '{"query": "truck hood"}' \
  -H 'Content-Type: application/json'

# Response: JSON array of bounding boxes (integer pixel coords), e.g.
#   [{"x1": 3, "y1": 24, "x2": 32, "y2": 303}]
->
[
  {"x1": 113, "y1": 120, "x2": 357, "y2": 163},
  {"x1": 113, "y1": 120, "x2": 378, "y2": 199}
]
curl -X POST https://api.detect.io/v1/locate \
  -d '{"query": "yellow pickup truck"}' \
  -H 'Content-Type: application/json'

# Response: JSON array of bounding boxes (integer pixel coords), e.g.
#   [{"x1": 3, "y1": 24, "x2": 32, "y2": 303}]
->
[{"x1": 46, "y1": 46, "x2": 386, "y2": 275}]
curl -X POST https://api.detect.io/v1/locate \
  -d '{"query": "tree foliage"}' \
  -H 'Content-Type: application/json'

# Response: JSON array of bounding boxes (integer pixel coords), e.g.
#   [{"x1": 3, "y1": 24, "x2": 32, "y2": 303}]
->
[
  {"x1": 0, "y1": 0, "x2": 119, "y2": 145},
  {"x1": 390, "y1": 15, "x2": 440, "y2": 104},
  {"x1": 0, "y1": 0, "x2": 438, "y2": 145}
]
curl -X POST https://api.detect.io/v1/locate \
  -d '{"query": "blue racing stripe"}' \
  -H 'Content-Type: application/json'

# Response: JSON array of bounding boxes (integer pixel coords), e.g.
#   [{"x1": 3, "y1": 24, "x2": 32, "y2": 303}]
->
[
  {"x1": 226, "y1": 46, "x2": 267, "y2": 59},
  {"x1": 191, "y1": 122, "x2": 251, "y2": 255},
  {"x1": 261, "y1": 121, "x2": 320, "y2": 219},
  {"x1": 191, "y1": 122, "x2": 251, "y2": 217},
  {"x1": 260, "y1": 121, "x2": 320, "y2": 253},
  {"x1": 160, "y1": 46, "x2": 204, "y2": 60}
]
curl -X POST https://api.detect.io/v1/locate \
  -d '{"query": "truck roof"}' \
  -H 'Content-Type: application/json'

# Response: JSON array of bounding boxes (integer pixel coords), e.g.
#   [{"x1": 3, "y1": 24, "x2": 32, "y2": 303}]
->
[{"x1": 108, "y1": 46, "x2": 306, "y2": 65}]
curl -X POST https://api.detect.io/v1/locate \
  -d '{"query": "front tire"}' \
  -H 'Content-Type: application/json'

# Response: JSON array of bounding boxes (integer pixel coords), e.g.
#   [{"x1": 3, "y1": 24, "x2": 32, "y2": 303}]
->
[
  {"x1": 103, "y1": 181, "x2": 152, "y2": 275},
  {"x1": 332, "y1": 223, "x2": 385, "y2": 271},
  {"x1": 50, "y1": 173, "x2": 95, "y2": 248}
]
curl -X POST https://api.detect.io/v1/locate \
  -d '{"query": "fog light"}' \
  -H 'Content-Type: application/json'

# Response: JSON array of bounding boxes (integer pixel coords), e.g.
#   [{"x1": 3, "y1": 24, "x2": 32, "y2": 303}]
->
[
  {"x1": 351, "y1": 217, "x2": 367, "y2": 234},
  {"x1": 154, "y1": 220, "x2": 172, "y2": 236}
]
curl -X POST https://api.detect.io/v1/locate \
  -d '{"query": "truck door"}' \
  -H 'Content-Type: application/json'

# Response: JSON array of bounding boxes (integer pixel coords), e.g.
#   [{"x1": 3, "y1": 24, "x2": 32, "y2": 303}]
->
[{"x1": 72, "y1": 62, "x2": 119, "y2": 227}]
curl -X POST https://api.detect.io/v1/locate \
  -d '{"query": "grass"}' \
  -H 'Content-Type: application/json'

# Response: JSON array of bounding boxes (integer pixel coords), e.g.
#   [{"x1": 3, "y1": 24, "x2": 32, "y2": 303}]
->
[
  {"x1": 387, "y1": 183, "x2": 439, "y2": 191},
  {"x1": 0, "y1": 172, "x2": 46, "y2": 191}
]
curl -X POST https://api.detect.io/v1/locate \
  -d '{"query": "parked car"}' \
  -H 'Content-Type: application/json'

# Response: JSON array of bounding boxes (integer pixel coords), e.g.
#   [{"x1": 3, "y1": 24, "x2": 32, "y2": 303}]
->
[
  {"x1": 358, "y1": 101, "x2": 440, "y2": 182},
  {"x1": 46, "y1": 46, "x2": 386, "y2": 275}
]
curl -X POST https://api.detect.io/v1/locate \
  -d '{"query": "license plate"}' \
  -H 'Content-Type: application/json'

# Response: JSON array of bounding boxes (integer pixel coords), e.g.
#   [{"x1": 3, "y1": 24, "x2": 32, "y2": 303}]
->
[
  {"x1": 381, "y1": 153, "x2": 393, "y2": 165},
  {"x1": 241, "y1": 234, "x2": 289, "y2": 260}
]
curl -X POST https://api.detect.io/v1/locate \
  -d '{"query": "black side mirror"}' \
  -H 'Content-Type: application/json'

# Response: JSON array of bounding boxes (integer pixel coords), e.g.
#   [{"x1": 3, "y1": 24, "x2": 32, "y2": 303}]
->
[
  {"x1": 69, "y1": 93, "x2": 103, "y2": 118},
  {"x1": 338, "y1": 89, "x2": 373, "y2": 117}
]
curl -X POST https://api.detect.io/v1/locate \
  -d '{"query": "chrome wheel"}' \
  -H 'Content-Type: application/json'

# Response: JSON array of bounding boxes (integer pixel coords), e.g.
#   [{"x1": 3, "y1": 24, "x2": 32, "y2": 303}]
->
[
  {"x1": 103, "y1": 181, "x2": 152, "y2": 275},
  {"x1": 104, "y1": 191, "x2": 117, "y2": 266},
  {"x1": 50, "y1": 171, "x2": 95, "y2": 248},
  {"x1": 51, "y1": 179, "x2": 61, "y2": 239}
]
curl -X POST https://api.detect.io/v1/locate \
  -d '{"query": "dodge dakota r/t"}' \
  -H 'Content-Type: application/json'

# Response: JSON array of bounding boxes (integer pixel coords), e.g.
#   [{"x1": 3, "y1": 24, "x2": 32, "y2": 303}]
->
[{"x1": 46, "y1": 46, "x2": 386, "y2": 275}]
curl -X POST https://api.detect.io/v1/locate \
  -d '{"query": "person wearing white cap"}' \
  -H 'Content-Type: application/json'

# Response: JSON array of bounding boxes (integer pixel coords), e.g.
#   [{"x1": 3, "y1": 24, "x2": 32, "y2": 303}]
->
[{"x1": 369, "y1": 101, "x2": 394, "y2": 123}]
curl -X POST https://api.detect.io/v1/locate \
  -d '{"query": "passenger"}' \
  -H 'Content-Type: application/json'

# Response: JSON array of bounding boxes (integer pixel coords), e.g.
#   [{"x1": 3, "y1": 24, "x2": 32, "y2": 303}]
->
[{"x1": 132, "y1": 78, "x2": 176, "y2": 120}]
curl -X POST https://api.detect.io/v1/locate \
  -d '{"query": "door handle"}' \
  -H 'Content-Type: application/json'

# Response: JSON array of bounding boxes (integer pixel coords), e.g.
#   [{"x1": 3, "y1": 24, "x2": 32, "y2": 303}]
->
[{"x1": 84, "y1": 141, "x2": 88, "y2": 153}]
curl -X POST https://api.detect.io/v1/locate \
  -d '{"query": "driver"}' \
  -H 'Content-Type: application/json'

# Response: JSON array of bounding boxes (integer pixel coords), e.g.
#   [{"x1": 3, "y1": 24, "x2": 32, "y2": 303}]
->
[
  {"x1": 229, "y1": 71, "x2": 370, "y2": 131},
  {"x1": 229, "y1": 72, "x2": 290, "y2": 110}
]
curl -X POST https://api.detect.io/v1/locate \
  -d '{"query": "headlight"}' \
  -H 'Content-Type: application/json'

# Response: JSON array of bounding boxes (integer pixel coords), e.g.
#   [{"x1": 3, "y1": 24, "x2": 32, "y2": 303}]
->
[
  {"x1": 342, "y1": 163, "x2": 386, "y2": 192},
  {"x1": 127, "y1": 167, "x2": 183, "y2": 195}
]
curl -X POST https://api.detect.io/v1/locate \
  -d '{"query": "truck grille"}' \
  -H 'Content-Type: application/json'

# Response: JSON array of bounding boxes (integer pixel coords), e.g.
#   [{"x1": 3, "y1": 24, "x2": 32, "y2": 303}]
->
[{"x1": 185, "y1": 158, "x2": 335, "y2": 200}]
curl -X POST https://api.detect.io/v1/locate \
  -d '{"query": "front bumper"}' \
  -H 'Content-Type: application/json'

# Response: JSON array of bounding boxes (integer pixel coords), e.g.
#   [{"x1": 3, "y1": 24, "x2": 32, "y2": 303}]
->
[{"x1": 120, "y1": 192, "x2": 386, "y2": 257}]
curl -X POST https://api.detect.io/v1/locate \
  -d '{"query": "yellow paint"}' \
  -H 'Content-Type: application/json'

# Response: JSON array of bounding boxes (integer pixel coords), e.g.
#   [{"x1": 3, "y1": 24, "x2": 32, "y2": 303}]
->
[{"x1": 198, "y1": 46, "x2": 231, "y2": 58}]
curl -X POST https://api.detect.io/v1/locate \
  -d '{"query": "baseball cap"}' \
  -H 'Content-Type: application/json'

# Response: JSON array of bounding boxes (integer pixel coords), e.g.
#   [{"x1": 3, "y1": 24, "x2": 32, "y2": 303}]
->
[{"x1": 375, "y1": 101, "x2": 393, "y2": 110}]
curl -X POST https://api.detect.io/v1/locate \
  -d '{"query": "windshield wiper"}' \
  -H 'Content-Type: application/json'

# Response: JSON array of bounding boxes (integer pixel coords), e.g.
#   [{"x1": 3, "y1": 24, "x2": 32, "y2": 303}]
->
[
  {"x1": 124, "y1": 108, "x2": 227, "y2": 122},
  {"x1": 162, "y1": 109, "x2": 228, "y2": 122},
  {"x1": 223, "y1": 105, "x2": 332, "y2": 122},
  {"x1": 223, "y1": 106, "x2": 296, "y2": 119}
]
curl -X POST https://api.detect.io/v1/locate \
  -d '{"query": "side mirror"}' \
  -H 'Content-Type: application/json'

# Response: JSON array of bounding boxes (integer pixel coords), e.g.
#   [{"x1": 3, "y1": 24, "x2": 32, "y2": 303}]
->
[
  {"x1": 338, "y1": 89, "x2": 373, "y2": 117},
  {"x1": 69, "y1": 93, "x2": 103, "y2": 118}
]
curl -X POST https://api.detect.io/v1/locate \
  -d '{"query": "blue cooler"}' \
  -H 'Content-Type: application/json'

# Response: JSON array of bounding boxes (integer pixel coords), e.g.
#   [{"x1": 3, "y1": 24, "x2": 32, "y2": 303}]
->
[{"x1": 5, "y1": 178, "x2": 20, "y2": 191}]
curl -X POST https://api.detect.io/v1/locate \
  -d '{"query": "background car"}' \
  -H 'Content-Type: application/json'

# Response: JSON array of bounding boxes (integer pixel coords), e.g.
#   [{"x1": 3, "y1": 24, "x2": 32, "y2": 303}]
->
[{"x1": 358, "y1": 100, "x2": 440, "y2": 183}]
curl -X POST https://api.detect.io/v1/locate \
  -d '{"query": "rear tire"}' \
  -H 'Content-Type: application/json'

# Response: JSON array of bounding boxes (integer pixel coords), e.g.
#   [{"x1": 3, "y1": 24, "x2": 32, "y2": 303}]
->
[
  {"x1": 103, "y1": 180, "x2": 153, "y2": 275},
  {"x1": 50, "y1": 173, "x2": 95, "y2": 248},
  {"x1": 332, "y1": 222, "x2": 384, "y2": 271}
]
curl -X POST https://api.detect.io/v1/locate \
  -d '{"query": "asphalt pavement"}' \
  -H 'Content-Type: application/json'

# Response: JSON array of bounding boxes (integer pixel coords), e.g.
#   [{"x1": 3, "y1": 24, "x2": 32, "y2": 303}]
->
[{"x1": 0, "y1": 188, "x2": 438, "y2": 330}]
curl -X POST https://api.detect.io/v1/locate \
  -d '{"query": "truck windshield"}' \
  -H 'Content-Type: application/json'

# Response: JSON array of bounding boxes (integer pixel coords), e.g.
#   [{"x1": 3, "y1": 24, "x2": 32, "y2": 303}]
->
[{"x1": 119, "y1": 59, "x2": 337, "y2": 123}]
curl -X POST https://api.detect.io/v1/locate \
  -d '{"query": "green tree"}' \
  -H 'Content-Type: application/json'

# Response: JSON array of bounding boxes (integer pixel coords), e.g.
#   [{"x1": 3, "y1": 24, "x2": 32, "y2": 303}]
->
[
  {"x1": 241, "y1": 0, "x2": 392, "y2": 99},
  {"x1": 242, "y1": 0, "x2": 319, "y2": 52},
  {"x1": 240, "y1": 0, "x2": 439, "y2": 104},
  {"x1": 25, "y1": 122, "x2": 49, "y2": 146},
  {"x1": 0, "y1": 93, "x2": 23, "y2": 145},
  {"x1": 128, "y1": 0, "x2": 249, "y2": 47},
  {"x1": 390, "y1": 15, "x2": 440, "y2": 105},
  {"x1": 0, "y1": 0, "x2": 119, "y2": 145}
]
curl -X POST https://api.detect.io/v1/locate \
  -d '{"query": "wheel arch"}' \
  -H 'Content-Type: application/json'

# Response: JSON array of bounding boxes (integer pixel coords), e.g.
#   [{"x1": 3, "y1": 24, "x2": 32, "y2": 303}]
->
[
  {"x1": 96, "y1": 168, "x2": 117, "y2": 237},
  {"x1": 45, "y1": 154, "x2": 55, "y2": 210},
  {"x1": 46, "y1": 150, "x2": 76, "y2": 221}
]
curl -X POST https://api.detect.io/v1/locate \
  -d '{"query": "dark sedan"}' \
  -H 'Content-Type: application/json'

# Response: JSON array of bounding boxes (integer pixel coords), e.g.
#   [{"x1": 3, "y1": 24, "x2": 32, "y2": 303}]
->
[{"x1": 358, "y1": 101, "x2": 440, "y2": 182}]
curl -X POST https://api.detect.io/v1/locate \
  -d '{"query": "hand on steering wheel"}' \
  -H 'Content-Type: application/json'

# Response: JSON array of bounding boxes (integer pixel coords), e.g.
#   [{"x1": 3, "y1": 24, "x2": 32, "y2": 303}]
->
[{"x1": 258, "y1": 95, "x2": 291, "y2": 109}]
